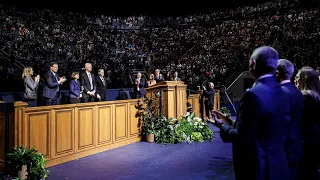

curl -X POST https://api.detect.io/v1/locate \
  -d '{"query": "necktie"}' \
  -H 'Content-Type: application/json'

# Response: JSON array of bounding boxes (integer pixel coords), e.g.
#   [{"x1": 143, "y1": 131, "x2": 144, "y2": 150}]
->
[
  {"x1": 54, "y1": 74, "x2": 59, "y2": 92},
  {"x1": 101, "y1": 77, "x2": 105, "y2": 86},
  {"x1": 88, "y1": 73, "x2": 93, "y2": 90}
]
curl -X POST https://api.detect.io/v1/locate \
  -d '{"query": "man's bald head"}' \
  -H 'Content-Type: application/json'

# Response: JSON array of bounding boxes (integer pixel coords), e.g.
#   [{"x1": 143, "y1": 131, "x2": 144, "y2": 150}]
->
[{"x1": 249, "y1": 46, "x2": 279, "y2": 79}]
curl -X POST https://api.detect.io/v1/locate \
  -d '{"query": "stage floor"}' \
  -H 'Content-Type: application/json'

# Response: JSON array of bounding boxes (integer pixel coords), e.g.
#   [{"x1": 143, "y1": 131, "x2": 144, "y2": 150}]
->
[{"x1": 48, "y1": 124, "x2": 235, "y2": 180}]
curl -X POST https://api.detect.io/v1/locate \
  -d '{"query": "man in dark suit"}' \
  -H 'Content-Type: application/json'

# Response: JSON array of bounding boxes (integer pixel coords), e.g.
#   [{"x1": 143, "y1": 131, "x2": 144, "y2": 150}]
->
[
  {"x1": 134, "y1": 72, "x2": 146, "y2": 98},
  {"x1": 80, "y1": 63, "x2": 96, "y2": 102},
  {"x1": 201, "y1": 82, "x2": 215, "y2": 121},
  {"x1": 276, "y1": 59, "x2": 304, "y2": 180},
  {"x1": 212, "y1": 46, "x2": 291, "y2": 180},
  {"x1": 95, "y1": 69, "x2": 107, "y2": 101},
  {"x1": 43, "y1": 62, "x2": 67, "y2": 105},
  {"x1": 154, "y1": 69, "x2": 164, "y2": 83},
  {"x1": 172, "y1": 71, "x2": 181, "y2": 81}
]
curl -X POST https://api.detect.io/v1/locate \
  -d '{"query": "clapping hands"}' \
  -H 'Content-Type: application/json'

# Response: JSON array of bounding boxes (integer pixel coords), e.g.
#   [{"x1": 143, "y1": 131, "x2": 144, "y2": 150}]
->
[
  {"x1": 35, "y1": 75, "x2": 40, "y2": 83},
  {"x1": 59, "y1": 76, "x2": 67, "y2": 84}
]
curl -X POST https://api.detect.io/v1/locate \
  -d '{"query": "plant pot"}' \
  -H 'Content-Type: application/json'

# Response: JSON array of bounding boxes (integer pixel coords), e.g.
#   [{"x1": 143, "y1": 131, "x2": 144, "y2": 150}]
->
[
  {"x1": 17, "y1": 164, "x2": 28, "y2": 180},
  {"x1": 146, "y1": 133, "x2": 155, "y2": 143}
]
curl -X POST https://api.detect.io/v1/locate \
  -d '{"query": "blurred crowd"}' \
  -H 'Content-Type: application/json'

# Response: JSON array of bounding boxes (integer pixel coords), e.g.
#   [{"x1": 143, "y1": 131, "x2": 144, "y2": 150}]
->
[{"x1": 0, "y1": 0, "x2": 319, "y2": 89}]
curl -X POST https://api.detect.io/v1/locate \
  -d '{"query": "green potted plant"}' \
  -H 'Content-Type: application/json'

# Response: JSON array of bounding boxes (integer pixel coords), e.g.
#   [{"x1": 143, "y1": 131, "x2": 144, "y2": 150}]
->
[
  {"x1": 6, "y1": 146, "x2": 31, "y2": 180},
  {"x1": 6, "y1": 147, "x2": 49, "y2": 180},
  {"x1": 220, "y1": 107, "x2": 231, "y2": 117},
  {"x1": 27, "y1": 151, "x2": 50, "y2": 180},
  {"x1": 136, "y1": 95, "x2": 162, "y2": 143}
]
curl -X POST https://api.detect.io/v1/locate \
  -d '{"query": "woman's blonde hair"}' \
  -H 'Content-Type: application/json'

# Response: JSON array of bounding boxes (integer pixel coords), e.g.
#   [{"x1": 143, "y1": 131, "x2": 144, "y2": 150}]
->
[
  {"x1": 71, "y1": 72, "x2": 79, "y2": 79},
  {"x1": 22, "y1": 67, "x2": 33, "y2": 79}
]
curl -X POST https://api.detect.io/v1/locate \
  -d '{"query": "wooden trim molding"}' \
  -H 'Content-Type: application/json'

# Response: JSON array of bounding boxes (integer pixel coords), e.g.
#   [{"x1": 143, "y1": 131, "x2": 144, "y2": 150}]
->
[{"x1": 0, "y1": 88, "x2": 220, "y2": 170}]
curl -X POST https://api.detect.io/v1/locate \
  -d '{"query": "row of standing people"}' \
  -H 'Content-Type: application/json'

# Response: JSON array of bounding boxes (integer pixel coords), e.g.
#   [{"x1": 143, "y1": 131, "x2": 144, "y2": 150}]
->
[
  {"x1": 210, "y1": 46, "x2": 320, "y2": 180},
  {"x1": 134, "y1": 69, "x2": 182, "y2": 98},
  {"x1": 23, "y1": 64, "x2": 183, "y2": 107},
  {"x1": 22, "y1": 62, "x2": 107, "y2": 106}
]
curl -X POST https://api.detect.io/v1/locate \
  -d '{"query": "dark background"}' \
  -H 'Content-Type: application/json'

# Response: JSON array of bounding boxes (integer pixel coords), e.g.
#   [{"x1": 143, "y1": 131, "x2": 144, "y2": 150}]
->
[{"x1": 1, "y1": 0, "x2": 274, "y2": 15}]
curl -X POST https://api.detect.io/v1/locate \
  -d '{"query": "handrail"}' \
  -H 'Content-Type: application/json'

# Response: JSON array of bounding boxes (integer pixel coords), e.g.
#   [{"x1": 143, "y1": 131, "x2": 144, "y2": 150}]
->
[
  {"x1": 0, "y1": 50, "x2": 45, "y2": 82},
  {"x1": 226, "y1": 72, "x2": 244, "y2": 91}
]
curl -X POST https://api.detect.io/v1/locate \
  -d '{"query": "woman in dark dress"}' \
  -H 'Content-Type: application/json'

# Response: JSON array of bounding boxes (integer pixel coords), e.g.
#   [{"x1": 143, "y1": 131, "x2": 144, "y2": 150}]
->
[
  {"x1": 295, "y1": 66, "x2": 320, "y2": 180},
  {"x1": 69, "y1": 72, "x2": 81, "y2": 104}
]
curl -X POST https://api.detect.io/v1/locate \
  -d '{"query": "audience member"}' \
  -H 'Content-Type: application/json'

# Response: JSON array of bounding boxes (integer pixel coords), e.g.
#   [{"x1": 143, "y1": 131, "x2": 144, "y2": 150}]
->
[
  {"x1": 43, "y1": 62, "x2": 66, "y2": 105},
  {"x1": 276, "y1": 59, "x2": 304, "y2": 180},
  {"x1": 212, "y1": 46, "x2": 291, "y2": 180},
  {"x1": 22, "y1": 67, "x2": 39, "y2": 107},
  {"x1": 295, "y1": 66, "x2": 320, "y2": 180},
  {"x1": 69, "y1": 72, "x2": 81, "y2": 104}
]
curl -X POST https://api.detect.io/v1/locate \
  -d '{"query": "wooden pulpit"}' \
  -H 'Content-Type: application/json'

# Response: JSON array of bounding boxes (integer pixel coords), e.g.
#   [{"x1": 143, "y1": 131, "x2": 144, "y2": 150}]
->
[{"x1": 145, "y1": 81, "x2": 187, "y2": 119}]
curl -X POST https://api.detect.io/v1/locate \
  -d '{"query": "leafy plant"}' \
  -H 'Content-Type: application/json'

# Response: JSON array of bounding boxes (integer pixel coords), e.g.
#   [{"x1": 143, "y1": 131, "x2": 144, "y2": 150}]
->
[
  {"x1": 136, "y1": 92, "x2": 214, "y2": 144},
  {"x1": 155, "y1": 112, "x2": 214, "y2": 144},
  {"x1": 27, "y1": 152, "x2": 50, "y2": 179},
  {"x1": 6, "y1": 146, "x2": 50, "y2": 179},
  {"x1": 176, "y1": 112, "x2": 214, "y2": 143},
  {"x1": 136, "y1": 93, "x2": 163, "y2": 136},
  {"x1": 220, "y1": 107, "x2": 231, "y2": 117},
  {"x1": 155, "y1": 117, "x2": 178, "y2": 144}
]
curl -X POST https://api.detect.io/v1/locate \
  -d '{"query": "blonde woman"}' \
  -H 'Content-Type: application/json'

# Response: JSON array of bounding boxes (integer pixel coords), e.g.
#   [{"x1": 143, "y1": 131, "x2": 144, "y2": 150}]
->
[
  {"x1": 147, "y1": 74, "x2": 156, "y2": 87},
  {"x1": 22, "y1": 67, "x2": 39, "y2": 107}
]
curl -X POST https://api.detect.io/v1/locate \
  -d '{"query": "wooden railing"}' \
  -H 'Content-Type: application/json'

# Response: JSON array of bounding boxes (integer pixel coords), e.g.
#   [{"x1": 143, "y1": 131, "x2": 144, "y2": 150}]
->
[
  {"x1": 13, "y1": 100, "x2": 141, "y2": 167},
  {"x1": 0, "y1": 90, "x2": 220, "y2": 169}
]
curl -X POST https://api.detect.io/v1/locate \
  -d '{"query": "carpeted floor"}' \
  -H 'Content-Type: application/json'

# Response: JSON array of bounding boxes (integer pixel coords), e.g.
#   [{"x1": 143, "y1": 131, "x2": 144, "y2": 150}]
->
[{"x1": 48, "y1": 125, "x2": 235, "y2": 180}]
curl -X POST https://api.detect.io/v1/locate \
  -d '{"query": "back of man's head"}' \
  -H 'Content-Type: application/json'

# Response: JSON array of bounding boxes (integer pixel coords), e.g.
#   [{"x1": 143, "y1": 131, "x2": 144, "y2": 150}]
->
[
  {"x1": 277, "y1": 59, "x2": 294, "y2": 80},
  {"x1": 250, "y1": 46, "x2": 279, "y2": 75}
]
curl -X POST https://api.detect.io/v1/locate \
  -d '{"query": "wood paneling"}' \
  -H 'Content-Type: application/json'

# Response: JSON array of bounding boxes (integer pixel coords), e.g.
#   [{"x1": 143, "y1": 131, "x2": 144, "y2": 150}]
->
[
  {"x1": 26, "y1": 112, "x2": 50, "y2": 158},
  {"x1": 78, "y1": 107, "x2": 94, "y2": 151},
  {"x1": 97, "y1": 105, "x2": 112, "y2": 146},
  {"x1": 114, "y1": 104, "x2": 127, "y2": 141},
  {"x1": 3, "y1": 84, "x2": 214, "y2": 170},
  {"x1": 52, "y1": 109, "x2": 74, "y2": 158},
  {"x1": 9, "y1": 100, "x2": 142, "y2": 169},
  {"x1": 129, "y1": 103, "x2": 139, "y2": 138}
]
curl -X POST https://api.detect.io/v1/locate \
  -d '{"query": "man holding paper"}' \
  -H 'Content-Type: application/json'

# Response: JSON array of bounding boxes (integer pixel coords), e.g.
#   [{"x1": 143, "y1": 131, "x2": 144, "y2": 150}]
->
[{"x1": 211, "y1": 46, "x2": 291, "y2": 180}]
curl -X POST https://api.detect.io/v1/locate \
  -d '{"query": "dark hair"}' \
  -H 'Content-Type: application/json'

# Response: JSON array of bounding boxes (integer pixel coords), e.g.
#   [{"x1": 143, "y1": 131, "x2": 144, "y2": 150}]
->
[{"x1": 50, "y1": 62, "x2": 58, "y2": 67}]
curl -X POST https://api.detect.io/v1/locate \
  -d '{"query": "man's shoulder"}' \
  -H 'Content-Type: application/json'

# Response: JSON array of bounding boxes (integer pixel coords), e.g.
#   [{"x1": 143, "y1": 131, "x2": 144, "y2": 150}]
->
[{"x1": 45, "y1": 71, "x2": 52, "y2": 76}]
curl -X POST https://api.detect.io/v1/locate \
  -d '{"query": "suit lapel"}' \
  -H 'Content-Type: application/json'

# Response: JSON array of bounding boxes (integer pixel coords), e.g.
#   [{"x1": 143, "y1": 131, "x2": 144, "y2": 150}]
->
[{"x1": 99, "y1": 76, "x2": 105, "y2": 87}]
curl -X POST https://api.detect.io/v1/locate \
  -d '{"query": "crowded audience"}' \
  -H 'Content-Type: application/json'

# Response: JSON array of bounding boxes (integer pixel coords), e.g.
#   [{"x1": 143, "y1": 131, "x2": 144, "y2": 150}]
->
[{"x1": 1, "y1": 0, "x2": 319, "y2": 91}]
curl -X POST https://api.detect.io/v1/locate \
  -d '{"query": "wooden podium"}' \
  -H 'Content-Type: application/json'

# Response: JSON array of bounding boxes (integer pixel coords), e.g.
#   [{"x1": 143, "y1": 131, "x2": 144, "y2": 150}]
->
[{"x1": 145, "y1": 81, "x2": 187, "y2": 119}]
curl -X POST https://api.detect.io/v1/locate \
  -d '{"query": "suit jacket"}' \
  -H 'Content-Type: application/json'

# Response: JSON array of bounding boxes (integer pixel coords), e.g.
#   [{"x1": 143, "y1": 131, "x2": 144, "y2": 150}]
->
[
  {"x1": 281, "y1": 82, "x2": 304, "y2": 167},
  {"x1": 24, "y1": 76, "x2": 39, "y2": 99},
  {"x1": 220, "y1": 76, "x2": 290, "y2": 180},
  {"x1": 69, "y1": 80, "x2": 81, "y2": 99},
  {"x1": 43, "y1": 70, "x2": 60, "y2": 99},
  {"x1": 95, "y1": 76, "x2": 107, "y2": 100},
  {"x1": 133, "y1": 78, "x2": 146, "y2": 95},
  {"x1": 154, "y1": 74, "x2": 164, "y2": 83},
  {"x1": 202, "y1": 89, "x2": 215, "y2": 106},
  {"x1": 80, "y1": 72, "x2": 96, "y2": 97}
]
